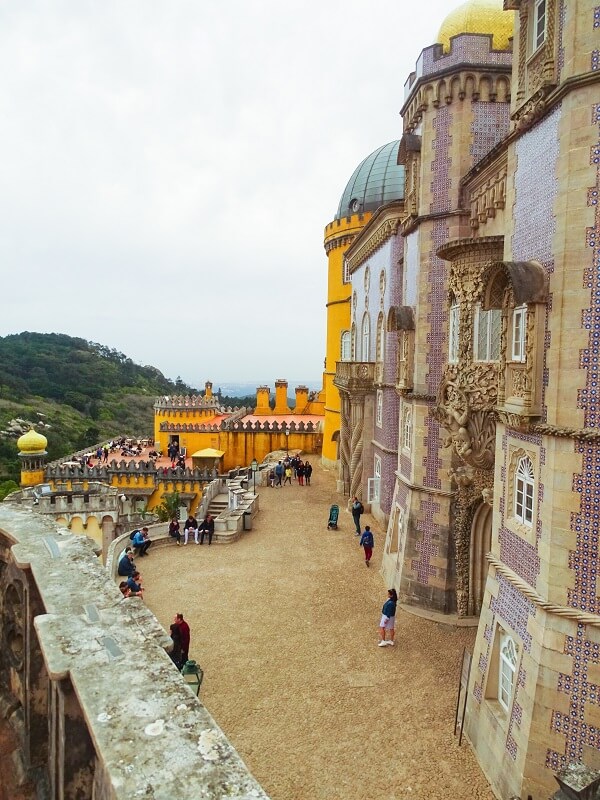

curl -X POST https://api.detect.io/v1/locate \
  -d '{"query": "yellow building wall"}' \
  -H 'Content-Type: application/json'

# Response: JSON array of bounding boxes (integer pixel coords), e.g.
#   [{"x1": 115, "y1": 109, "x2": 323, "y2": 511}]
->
[
  {"x1": 20, "y1": 468, "x2": 45, "y2": 487},
  {"x1": 322, "y1": 213, "x2": 371, "y2": 466}
]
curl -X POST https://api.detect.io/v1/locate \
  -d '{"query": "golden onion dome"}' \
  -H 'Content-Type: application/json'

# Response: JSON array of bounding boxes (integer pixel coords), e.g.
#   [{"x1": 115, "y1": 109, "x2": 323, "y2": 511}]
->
[
  {"x1": 17, "y1": 428, "x2": 48, "y2": 454},
  {"x1": 437, "y1": 0, "x2": 514, "y2": 53}
]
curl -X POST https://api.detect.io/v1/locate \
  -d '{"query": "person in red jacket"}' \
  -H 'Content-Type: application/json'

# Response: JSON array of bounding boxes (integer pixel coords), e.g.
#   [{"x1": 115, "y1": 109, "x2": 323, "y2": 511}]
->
[{"x1": 175, "y1": 613, "x2": 191, "y2": 663}]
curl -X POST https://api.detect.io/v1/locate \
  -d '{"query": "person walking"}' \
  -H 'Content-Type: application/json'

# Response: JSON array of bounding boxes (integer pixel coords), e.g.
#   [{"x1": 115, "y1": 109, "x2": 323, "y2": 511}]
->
[
  {"x1": 304, "y1": 461, "x2": 312, "y2": 485},
  {"x1": 297, "y1": 461, "x2": 305, "y2": 486},
  {"x1": 275, "y1": 461, "x2": 284, "y2": 487},
  {"x1": 351, "y1": 496, "x2": 364, "y2": 535},
  {"x1": 359, "y1": 525, "x2": 374, "y2": 566},
  {"x1": 283, "y1": 464, "x2": 292, "y2": 485},
  {"x1": 378, "y1": 589, "x2": 398, "y2": 647}
]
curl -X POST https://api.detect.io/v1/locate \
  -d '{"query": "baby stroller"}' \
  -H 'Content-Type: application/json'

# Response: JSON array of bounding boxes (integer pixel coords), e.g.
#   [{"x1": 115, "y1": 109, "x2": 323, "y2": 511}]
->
[{"x1": 327, "y1": 504, "x2": 340, "y2": 530}]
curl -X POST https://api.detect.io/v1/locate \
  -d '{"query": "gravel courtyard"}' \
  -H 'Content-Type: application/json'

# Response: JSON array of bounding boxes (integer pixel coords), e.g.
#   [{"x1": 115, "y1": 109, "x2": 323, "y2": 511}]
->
[{"x1": 142, "y1": 461, "x2": 494, "y2": 800}]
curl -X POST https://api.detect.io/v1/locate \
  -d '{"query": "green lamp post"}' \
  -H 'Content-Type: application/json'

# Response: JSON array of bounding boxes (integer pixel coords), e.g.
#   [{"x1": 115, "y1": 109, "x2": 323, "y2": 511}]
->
[{"x1": 181, "y1": 659, "x2": 204, "y2": 696}]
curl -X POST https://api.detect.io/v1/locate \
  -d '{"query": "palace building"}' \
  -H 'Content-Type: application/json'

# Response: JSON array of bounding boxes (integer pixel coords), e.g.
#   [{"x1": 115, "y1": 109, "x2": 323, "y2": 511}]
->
[{"x1": 327, "y1": 0, "x2": 600, "y2": 796}]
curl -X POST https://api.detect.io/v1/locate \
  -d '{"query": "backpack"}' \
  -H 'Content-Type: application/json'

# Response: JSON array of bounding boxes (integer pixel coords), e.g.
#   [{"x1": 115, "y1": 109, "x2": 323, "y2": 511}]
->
[
  {"x1": 129, "y1": 529, "x2": 140, "y2": 541},
  {"x1": 363, "y1": 531, "x2": 374, "y2": 547}
]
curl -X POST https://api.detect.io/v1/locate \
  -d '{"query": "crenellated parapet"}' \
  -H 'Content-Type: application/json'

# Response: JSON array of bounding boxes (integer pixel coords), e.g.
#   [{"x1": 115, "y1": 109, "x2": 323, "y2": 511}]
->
[
  {"x1": 401, "y1": 34, "x2": 512, "y2": 132},
  {"x1": 153, "y1": 394, "x2": 229, "y2": 410}
]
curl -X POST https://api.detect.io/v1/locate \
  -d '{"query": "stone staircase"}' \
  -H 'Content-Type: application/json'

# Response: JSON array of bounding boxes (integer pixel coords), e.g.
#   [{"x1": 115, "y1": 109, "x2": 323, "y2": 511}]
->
[{"x1": 207, "y1": 493, "x2": 229, "y2": 517}]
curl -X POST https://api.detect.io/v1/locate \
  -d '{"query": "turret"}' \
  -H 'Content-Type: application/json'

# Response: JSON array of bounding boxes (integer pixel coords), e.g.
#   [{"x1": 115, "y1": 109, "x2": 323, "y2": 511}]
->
[{"x1": 17, "y1": 428, "x2": 48, "y2": 487}]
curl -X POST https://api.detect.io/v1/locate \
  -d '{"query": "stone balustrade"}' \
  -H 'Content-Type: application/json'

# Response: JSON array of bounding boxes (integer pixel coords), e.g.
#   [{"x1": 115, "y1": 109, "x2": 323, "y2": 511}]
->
[{"x1": 0, "y1": 505, "x2": 269, "y2": 799}]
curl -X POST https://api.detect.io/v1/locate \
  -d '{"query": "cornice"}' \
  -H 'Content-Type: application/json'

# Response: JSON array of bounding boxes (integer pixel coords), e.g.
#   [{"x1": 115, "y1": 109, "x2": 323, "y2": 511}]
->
[
  {"x1": 401, "y1": 61, "x2": 512, "y2": 120},
  {"x1": 324, "y1": 233, "x2": 356, "y2": 254},
  {"x1": 345, "y1": 201, "x2": 405, "y2": 271},
  {"x1": 401, "y1": 209, "x2": 468, "y2": 237}
]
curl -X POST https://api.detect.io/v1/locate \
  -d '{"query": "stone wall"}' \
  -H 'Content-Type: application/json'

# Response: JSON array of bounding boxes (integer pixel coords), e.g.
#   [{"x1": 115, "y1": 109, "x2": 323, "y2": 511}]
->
[{"x1": 0, "y1": 505, "x2": 269, "y2": 800}]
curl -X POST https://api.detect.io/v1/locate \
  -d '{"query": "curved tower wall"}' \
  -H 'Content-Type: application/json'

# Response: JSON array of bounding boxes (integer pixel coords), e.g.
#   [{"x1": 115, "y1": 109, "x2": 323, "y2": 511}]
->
[{"x1": 321, "y1": 213, "x2": 371, "y2": 467}]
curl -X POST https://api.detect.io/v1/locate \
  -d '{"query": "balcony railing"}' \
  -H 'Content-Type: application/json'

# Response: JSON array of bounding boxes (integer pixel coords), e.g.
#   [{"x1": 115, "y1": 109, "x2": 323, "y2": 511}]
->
[{"x1": 334, "y1": 361, "x2": 376, "y2": 392}]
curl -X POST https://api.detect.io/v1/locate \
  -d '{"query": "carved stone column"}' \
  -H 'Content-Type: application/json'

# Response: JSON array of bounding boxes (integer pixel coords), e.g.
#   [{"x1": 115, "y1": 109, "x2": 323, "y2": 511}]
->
[
  {"x1": 349, "y1": 392, "x2": 366, "y2": 500},
  {"x1": 338, "y1": 391, "x2": 351, "y2": 495}
]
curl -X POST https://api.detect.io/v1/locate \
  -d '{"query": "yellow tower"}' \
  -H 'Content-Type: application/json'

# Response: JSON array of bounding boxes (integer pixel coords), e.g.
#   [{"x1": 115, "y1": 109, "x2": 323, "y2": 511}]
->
[
  {"x1": 17, "y1": 428, "x2": 48, "y2": 487},
  {"x1": 321, "y1": 141, "x2": 404, "y2": 469}
]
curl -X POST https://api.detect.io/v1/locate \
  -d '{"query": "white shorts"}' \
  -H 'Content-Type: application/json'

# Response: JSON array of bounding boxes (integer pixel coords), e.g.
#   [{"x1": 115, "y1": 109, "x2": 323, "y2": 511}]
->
[{"x1": 380, "y1": 615, "x2": 395, "y2": 630}]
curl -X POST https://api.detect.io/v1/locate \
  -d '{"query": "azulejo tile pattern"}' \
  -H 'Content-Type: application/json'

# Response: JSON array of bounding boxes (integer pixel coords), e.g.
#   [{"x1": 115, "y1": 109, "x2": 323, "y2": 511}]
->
[
  {"x1": 490, "y1": 575, "x2": 535, "y2": 653},
  {"x1": 421, "y1": 34, "x2": 512, "y2": 78},
  {"x1": 547, "y1": 624, "x2": 600, "y2": 771},
  {"x1": 411, "y1": 496, "x2": 440, "y2": 584},
  {"x1": 471, "y1": 102, "x2": 510, "y2": 163},
  {"x1": 547, "y1": 104, "x2": 600, "y2": 774}
]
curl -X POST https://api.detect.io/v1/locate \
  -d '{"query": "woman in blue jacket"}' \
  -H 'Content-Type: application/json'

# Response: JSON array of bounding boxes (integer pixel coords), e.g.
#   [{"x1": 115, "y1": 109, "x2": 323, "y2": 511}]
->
[{"x1": 378, "y1": 589, "x2": 398, "y2": 647}]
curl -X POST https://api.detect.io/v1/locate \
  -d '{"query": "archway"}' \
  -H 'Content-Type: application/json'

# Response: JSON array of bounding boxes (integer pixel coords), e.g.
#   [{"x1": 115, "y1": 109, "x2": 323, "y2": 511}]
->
[{"x1": 469, "y1": 502, "x2": 492, "y2": 616}]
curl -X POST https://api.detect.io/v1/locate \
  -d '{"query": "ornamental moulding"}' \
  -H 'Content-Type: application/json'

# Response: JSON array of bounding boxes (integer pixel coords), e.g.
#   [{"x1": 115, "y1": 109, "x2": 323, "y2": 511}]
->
[
  {"x1": 346, "y1": 216, "x2": 402, "y2": 272},
  {"x1": 324, "y1": 234, "x2": 356, "y2": 254},
  {"x1": 488, "y1": 556, "x2": 600, "y2": 627}
]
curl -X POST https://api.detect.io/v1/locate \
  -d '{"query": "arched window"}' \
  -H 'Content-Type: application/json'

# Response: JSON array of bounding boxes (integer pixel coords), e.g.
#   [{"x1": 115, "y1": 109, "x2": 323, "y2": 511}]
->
[
  {"x1": 499, "y1": 633, "x2": 517, "y2": 711},
  {"x1": 514, "y1": 455, "x2": 534, "y2": 526},
  {"x1": 449, "y1": 298, "x2": 460, "y2": 364},
  {"x1": 341, "y1": 331, "x2": 351, "y2": 362},
  {"x1": 376, "y1": 312, "x2": 385, "y2": 363},
  {"x1": 361, "y1": 313, "x2": 371, "y2": 361}
]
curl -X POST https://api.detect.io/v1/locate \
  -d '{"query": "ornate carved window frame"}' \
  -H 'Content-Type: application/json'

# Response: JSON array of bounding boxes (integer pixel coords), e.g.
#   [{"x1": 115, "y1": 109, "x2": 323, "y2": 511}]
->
[
  {"x1": 449, "y1": 297, "x2": 460, "y2": 364},
  {"x1": 481, "y1": 260, "x2": 548, "y2": 425},
  {"x1": 506, "y1": 444, "x2": 539, "y2": 540},
  {"x1": 376, "y1": 389, "x2": 383, "y2": 428}
]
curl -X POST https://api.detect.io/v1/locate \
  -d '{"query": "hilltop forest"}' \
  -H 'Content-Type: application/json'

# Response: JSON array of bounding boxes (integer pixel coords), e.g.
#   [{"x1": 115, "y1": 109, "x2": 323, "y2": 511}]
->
[{"x1": 0, "y1": 332, "x2": 198, "y2": 483}]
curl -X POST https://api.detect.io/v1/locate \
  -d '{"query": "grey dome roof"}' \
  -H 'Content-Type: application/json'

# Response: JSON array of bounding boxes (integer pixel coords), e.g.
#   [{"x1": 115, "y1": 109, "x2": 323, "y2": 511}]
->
[{"x1": 335, "y1": 141, "x2": 405, "y2": 220}]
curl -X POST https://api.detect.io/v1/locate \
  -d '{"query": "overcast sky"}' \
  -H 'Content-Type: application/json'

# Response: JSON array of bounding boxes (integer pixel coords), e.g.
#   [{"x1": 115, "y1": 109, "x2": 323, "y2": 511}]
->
[{"x1": 0, "y1": 0, "x2": 453, "y2": 388}]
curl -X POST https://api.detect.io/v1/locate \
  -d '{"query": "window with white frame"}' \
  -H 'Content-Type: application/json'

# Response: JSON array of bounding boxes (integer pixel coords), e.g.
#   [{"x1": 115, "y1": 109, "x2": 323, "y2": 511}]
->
[
  {"x1": 376, "y1": 389, "x2": 383, "y2": 427},
  {"x1": 512, "y1": 305, "x2": 527, "y2": 362},
  {"x1": 533, "y1": 0, "x2": 546, "y2": 50},
  {"x1": 402, "y1": 406, "x2": 412, "y2": 451},
  {"x1": 499, "y1": 633, "x2": 517, "y2": 711},
  {"x1": 376, "y1": 313, "x2": 385, "y2": 363},
  {"x1": 341, "y1": 331, "x2": 351, "y2": 362},
  {"x1": 514, "y1": 455, "x2": 534, "y2": 526},
  {"x1": 361, "y1": 312, "x2": 371, "y2": 361},
  {"x1": 368, "y1": 456, "x2": 381, "y2": 503},
  {"x1": 343, "y1": 259, "x2": 351, "y2": 284},
  {"x1": 449, "y1": 301, "x2": 460, "y2": 363},
  {"x1": 474, "y1": 305, "x2": 501, "y2": 362}
]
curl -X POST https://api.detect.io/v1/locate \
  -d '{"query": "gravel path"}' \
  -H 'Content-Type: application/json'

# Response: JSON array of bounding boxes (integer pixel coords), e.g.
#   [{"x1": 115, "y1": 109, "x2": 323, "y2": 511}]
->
[{"x1": 142, "y1": 461, "x2": 494, "y2": 800}]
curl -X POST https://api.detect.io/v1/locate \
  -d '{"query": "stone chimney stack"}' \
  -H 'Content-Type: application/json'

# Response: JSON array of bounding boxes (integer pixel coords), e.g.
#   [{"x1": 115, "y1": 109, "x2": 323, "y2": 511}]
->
[
  {"x1": 204, "y1": 381, "x2": 213, "y2": 399},
  {"x1": 274, "y1": 379, "x2": 291, "y2": 415},
  {"x1": 254, "y1": 386, "x2": 271, "y2": 416},
  {"x1": 294, "y1": 385, "x2": 309, "y2": 414}
]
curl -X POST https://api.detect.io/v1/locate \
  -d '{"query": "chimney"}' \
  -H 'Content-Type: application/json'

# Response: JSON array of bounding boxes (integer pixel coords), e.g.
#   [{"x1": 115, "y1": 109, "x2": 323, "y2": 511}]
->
[
  {"x1": 274, "y1": 379, "x2": 291, "y2": 414},
  {"x1": 254, "y1": 386, "x2": 271, "y2": 416},
  {"x1": 204, "y1": 381, "x2": 213, "y2": 399},
  {"x1": 294, "y1": 385, "x2": 309, "y2": 414}
]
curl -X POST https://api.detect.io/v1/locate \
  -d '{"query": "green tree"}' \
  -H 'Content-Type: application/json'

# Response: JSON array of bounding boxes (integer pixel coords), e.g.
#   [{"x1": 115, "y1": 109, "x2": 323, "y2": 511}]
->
[{"x1": 154, "y1": 492, "x2": 182, "y2": 522}]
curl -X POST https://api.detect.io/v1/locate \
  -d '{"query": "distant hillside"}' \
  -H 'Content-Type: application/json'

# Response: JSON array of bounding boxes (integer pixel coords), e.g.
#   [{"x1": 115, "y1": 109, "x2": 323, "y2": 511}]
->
[{"x1": 0, "y1": 332, "x2": 198, "y2": 483}]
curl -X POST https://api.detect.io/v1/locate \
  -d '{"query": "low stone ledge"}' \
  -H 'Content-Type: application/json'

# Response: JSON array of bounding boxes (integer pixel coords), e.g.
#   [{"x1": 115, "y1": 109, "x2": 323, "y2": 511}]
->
[{"x1": 0, "y1": 505, "x2": 269, "y2": 800}]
